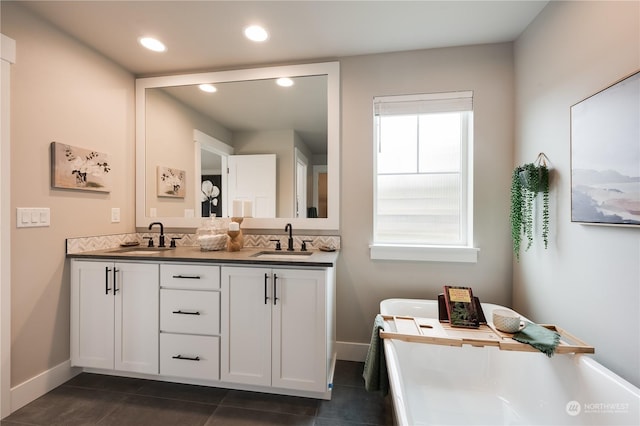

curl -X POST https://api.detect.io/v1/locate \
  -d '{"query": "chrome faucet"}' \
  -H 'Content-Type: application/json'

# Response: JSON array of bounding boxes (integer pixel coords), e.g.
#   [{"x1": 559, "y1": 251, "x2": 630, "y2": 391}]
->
[
  {"x1": 148, "y1": 222, "x2": 166, "y2": 248},
  {"x1": 285, "y1": 223, "x2": 294, "y2": 251}
]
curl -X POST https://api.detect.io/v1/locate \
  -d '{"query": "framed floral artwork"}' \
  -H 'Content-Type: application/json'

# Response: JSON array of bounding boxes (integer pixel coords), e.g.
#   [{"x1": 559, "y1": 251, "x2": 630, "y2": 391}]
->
[
  {"x1": 157, "y1": 166, "x2": 186, "y2": 198},
  {"x1": 50, "y1": 142, "x2": 111, "y2": 192}
]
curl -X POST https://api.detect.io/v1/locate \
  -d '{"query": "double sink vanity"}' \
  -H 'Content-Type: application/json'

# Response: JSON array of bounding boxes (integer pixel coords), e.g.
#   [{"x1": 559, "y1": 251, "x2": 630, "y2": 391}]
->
[
  {"x1": 66, "y1": 59, "x2": 342, "y2": 400},
  {"x1": 67, "y1": 242, "x2": 338, "y2": 400}
]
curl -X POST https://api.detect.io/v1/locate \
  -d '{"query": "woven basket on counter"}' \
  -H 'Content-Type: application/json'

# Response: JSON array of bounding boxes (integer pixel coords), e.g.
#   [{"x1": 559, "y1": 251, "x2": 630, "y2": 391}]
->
[
  {"x1": 197, "y1": 233, "x2": 228, "y2": 251},
  {"x1": 196, "y1": 217, "x2": 230, "y2": 251}
]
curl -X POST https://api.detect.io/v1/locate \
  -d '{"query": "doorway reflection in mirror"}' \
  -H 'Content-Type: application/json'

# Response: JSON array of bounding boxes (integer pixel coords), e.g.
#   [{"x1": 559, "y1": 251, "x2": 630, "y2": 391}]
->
[{"x1": 201, "y1": 178, "x2": 221, "y2": 217}]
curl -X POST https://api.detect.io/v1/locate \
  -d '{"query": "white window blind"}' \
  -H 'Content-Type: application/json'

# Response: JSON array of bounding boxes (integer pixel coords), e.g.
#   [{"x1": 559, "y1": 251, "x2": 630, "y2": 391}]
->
[
  {"x1": 374, "y1": 91, "x2": 473, "y2": 115},
  {"x1": 373, "y1": 91, "x2": 474, "y2": 254}
]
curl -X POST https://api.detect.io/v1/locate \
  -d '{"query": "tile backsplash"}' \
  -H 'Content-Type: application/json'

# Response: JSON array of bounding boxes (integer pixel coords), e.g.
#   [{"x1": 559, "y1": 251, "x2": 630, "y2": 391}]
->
[{"x1": 66, "y1": 232, "x2": 340, "y2": 254}]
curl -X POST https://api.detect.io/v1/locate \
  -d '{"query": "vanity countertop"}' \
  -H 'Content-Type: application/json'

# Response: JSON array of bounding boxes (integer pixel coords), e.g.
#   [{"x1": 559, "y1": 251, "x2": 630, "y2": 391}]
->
[{"x1": 67, "y1": 246, "x2": 339, "y2": 268}]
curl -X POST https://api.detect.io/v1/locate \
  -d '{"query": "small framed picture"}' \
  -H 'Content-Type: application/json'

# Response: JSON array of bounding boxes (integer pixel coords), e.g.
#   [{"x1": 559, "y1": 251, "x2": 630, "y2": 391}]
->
[
  {"x1": 157, "y1": 166, "x2": 186, "y2": 198},
  {"x1": 50, "y1": 142, "x2": 111, "y2": 192}
]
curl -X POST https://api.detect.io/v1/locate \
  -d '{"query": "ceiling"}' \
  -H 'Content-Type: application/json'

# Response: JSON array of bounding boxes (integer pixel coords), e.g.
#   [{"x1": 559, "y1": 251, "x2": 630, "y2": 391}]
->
[
  {"x1": 17, "y1": 1, "x2": 548, "y2": 157},
  {"x1": 20, "y1": 1, "x2": 548, "y2": 76},
  {"x1": 160, "y1": 74, "x2": 327, "y2": 142}
]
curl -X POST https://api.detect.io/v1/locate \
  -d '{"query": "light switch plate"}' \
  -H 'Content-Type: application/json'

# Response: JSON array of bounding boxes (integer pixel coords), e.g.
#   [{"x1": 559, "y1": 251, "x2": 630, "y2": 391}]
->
[
  {"x1": 17, "y1": 208, "x2": 50, "y2": 228},
  {"x1": 20, "y1": 210, "x2": 30, "y2": 224},
  {"x1": 111, "y1": 207, "x2": 121, "y2": 223}
]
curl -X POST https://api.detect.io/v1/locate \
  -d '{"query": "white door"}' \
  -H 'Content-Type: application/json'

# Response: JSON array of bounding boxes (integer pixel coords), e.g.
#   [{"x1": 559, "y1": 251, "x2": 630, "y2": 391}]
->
[
  {"x1": 114, "y1": 263, "x2": 159, "y2": 374},
  {"x1": 220, "y1": 266, "x2": 272, "y2": 386},
  {"x1": 271, "y1": 269, "x2": 327, "y2": 392},
  {"x1": 227, "y1": 154, "x2": 276, "y2": 218},
  {"x1": 70, "y1": 261, "x2": 115, "y2": 369}
]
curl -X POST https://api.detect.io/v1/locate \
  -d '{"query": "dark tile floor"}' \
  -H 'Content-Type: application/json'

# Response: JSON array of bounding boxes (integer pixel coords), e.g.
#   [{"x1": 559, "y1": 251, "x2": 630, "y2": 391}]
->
[{"x1": 1, "y1": 361, "x2": 393, "y2": 426}]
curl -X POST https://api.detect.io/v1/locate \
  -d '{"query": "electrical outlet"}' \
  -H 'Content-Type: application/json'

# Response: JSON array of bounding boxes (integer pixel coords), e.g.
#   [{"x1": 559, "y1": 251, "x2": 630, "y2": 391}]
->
[{"x1": 111, "y1": 207, "x2": 121, "y2": 223}]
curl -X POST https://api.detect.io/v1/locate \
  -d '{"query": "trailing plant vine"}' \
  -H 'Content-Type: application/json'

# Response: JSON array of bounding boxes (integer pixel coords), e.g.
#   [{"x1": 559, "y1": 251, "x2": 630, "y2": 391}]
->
[{"x1": 510, "y1": 157, "x2": 550, "y2": 260}]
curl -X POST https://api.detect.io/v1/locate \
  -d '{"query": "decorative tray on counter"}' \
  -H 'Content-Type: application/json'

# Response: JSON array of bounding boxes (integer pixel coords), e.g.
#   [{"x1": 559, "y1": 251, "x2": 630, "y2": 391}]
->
[{"x1": 379, "y1": 315, "x2": 594, "y2": 355}]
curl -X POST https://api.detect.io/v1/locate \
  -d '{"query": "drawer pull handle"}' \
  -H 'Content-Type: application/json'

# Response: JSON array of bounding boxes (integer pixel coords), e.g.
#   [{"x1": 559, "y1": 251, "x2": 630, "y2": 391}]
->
[
  {"x1": 172, "y1": 310, "x2": 201, "y2": 316},
  {"x1": 172, "y1": 355, "x2": 200, "y2": 361},
  {"x1": 113, "y1": 268, "x2": 119, "y2": 295},
  {"x1": 172, "y1": 275, "x2": 201, "y2": 279},
  {"x1": 105, "y1": 267, "x2": 112, "y2": 295},
  {"x1": 273, "y1": 273, "x2": 279, "y2": 305}
]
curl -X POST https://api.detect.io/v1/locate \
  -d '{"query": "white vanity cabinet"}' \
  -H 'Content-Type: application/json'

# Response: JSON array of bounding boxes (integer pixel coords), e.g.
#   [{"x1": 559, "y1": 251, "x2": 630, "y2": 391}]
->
[
  {"x1": 159, "y1": 264, "x2": 221, "y2": 380},
  {"x1": 69, "y1": 249, "x2": 337, "y2": 399},
  {"x1": 220, "y1": 266, "x2": 334, "y2": 394},
  {"x1": 70, "y1": 260, "x2": 159, "y2": 374}
]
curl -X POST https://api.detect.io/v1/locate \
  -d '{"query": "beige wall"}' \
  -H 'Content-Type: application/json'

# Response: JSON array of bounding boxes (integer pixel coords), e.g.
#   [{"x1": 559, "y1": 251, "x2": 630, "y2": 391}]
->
[
  {"x1": 513, "y1": 0, "x2": 640, "y2": 386},
  {"x1": 2, "y1": 3, "x2": 135, "y2": 386},
  {"x1": 337, "y1": 43, "x2": 515, "y2": 344}
]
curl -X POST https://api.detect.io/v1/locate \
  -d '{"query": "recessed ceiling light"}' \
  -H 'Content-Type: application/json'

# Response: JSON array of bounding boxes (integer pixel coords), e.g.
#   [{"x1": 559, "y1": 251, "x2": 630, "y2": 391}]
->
[
  {"x1": 199, "y1": 84, "x2": 217, "y2": 93},
  {"x1": 139, "y1": 37, "x2": 166, "y2": 52},
  {"x1": 276, "y1": 78, "x2": 294, "y2": 87},
  {"x1": 244, "y1": 25, "x2": 269, "y2": 42}
]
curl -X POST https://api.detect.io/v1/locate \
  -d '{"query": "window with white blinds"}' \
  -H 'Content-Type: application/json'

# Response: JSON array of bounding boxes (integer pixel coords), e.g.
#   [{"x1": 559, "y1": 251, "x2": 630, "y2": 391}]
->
[{"x1": 372, "y1": 91, "x2": 474, "y2": 258}]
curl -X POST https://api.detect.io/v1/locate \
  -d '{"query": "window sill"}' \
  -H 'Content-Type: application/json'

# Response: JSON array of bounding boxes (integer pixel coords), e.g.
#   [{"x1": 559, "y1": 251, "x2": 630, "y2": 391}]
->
[{"x1": 369, "y1": 244, "x2": 479, "y2": 263}]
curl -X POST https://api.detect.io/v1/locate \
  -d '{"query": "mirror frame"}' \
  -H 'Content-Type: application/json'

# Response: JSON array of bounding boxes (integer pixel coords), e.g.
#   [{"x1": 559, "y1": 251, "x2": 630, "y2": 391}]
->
[{"x1": 135, "y1": 62, "x2": 340, "y2": 230}]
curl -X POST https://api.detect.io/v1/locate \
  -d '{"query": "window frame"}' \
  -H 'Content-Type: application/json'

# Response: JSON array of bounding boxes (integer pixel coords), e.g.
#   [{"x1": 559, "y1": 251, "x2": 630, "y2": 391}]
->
[{"x1": 370, "y1": 91, "x2": 478, "y2": 263}]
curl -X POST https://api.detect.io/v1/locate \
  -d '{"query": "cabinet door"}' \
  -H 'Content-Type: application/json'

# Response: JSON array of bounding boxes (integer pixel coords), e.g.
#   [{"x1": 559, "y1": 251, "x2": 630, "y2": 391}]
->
[
  {"x1": 114, "y1": 262, "x2": 159, "y2": 374},
  {"x1": 70, "y1": 260, "x2": 115, "y2": 369},
  {"x1": 220, "y1": 266, "x2": 271, "y2": 386},
  {"x1": 271, "y1": 268, "x2": 327, "y2": 392}
]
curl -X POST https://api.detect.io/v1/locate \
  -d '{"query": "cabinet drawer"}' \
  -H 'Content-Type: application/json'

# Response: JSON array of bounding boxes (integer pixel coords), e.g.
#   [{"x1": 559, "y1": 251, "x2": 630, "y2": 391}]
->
[
  {"x1": 161, "y1": 264, "x2": 220, "y2": 290},
  {"x1": 161, "y1": 289, "x2": 220, "y2": 335},
  {"x1": 160, "y1": 333, "x2": 219, "y2": 381}
]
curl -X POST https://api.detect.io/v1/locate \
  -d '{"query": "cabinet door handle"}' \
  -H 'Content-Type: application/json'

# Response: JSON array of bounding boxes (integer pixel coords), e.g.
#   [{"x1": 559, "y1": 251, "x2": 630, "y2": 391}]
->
[
  {"x1": 172, "y1": 274, "x2": 201, "y2": 279},
  {"x1": 273, "y1": 273, "x2": 279, "y2": 305},
  {"x1": 172, "y1": 310, "x2": 201, "y2": 316},
  {"x1": 105, "y1": 267, "x2": 112, "y2": 295},
  {"x1": 113, "y1": 267, "x2": 119, "y2": 295},
  {"x1": 264, "y1": 273, "x2": 269, "y2": 304},
  {"x1": 172, "y1": 355, "x2": 200, "y2": 361}
]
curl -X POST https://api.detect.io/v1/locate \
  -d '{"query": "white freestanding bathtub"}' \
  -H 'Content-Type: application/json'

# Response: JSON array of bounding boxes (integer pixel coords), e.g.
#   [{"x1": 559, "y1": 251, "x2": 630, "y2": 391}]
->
[{"x1": 380, "y1": 299, "x2": 640, "y2": 426}]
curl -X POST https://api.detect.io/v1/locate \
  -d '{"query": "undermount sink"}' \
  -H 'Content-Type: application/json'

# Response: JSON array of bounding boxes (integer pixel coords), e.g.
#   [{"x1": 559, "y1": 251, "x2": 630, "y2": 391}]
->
[
  {"x1": 111, "y1": 247, "x2": 173, "y2": 254},
  {"x1": 251, "y1": 251, "x2": 313, "y2": 259}
]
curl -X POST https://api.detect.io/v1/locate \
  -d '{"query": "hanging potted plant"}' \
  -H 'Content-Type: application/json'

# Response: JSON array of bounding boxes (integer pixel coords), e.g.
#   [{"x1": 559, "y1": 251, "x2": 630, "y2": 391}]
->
[{"x1": 510, "y1": 153, "x2": 550, "y2": 260}]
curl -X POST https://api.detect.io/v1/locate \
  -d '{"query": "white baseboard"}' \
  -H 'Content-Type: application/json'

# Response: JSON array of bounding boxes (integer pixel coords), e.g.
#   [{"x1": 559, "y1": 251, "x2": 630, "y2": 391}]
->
[
  {"x1": 335, "y1": 341, "x2": 369, "y2": 362},
  {"x1": 10, "y1": 359, "x2": 81, "y2": 413}
]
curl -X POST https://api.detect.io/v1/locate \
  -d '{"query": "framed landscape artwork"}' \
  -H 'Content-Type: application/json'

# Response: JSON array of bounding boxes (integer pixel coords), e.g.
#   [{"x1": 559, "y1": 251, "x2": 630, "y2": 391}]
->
[
  {"x1": 51, "y1": 142, "x2": 111, "y2": 192},
  {"x1": 570, "y1": 71, "x2": 640, "y2": 226},
  {"x1": 157, "y1": 166, "x2": 186, "y2": 198}
]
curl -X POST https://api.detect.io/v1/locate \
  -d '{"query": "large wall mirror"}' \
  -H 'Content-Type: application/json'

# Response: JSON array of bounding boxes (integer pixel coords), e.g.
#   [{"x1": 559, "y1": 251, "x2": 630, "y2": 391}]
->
[{"x1": 135, "y1": 62, "x2": 340, "y2": 230}]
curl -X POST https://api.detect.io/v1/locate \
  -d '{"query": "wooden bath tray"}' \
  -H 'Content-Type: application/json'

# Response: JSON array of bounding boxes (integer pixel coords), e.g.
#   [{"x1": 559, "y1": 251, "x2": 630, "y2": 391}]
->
[{"x1": 379, "y1": 315, "x2": 594, "y2": 354}]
